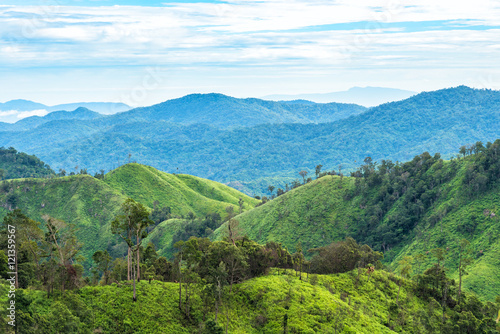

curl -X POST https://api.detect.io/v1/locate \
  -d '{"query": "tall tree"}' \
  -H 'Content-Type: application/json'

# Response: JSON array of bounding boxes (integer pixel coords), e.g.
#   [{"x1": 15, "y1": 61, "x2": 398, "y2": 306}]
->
[
  {"x1": 92, "y1": 250, "x2": 112, "y2": 285},
  {"x1": 1, "y1": 210, "x2": 45, "y2": 288},
  {"x1": 397, "y1": 256, "x2": 413, "y2": 306},
  {"x1": 315, "y1": 164, "x2": 323, "y2": 178},
  {"x1": 299, "y1": 170, "x2": 308, "y2": 184},
  {"x1": 111, "y1": 198, "x2": 153, "y2": 301},
  {"x1": 43, "y1": 216, "x2": 82, "y2": 292}
]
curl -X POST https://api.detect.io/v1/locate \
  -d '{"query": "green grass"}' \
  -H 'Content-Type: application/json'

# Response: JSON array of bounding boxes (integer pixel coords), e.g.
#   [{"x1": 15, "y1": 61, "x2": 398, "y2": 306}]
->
[
  {"x1": 214, "y1": 175, "x2": 356, "y2": 253},
  {"x1": 104, "y1": 163, "x2": 259, "y2": 217}
]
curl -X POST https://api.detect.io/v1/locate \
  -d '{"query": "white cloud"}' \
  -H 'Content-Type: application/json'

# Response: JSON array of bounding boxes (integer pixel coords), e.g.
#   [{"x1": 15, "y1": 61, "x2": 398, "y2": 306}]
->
[
  {"x1": 0, "y1": 1, "x2": 499, "y2": 103},
  {"x1": 0, "y1": 110, "x2": 19, "y2": 117},
  {"x1": 17, "y1": 109, "x2": 48, "y2": 119}
]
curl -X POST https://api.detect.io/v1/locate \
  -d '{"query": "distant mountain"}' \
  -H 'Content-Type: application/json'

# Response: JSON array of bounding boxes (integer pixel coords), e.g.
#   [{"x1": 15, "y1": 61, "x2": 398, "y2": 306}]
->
[
  {"x1": 0, "y1": 100, "x2": 131, "y2": 123},
  {"x1": 0, "y1": 99, "x2": 47, "y2": 111},
  {"x1": 1, "y1": 107, "x2": 103, "y2": 131},
  {"x1": 1, "y1": 86, "x2": 499, "y2": 195},
  {"x1": 47, "y1": 102, "x2": 130, "y2": 115},
  {"x1": 111, "y1": 93, "x2": 367, "y2": 129},
  {"x1": 263, "y1": 86, "x2": 417, "y2": 106}
]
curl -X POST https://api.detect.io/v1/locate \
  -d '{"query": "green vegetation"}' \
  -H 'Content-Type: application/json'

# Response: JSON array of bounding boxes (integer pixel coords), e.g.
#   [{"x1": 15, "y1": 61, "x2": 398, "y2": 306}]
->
[
  {"x1": 217, "y1": 140, "x2": 500, "y2": 301},
  {"x1": 1, "y1": 265, "x2": 498, "y2": 333},
  {"x1": 0, "y1": 140, "x2": 499, "y2": 333},
  {"x1": 0, "y1": 163, "x2": 258, "y2": 269},
  {"x1": 0, "y1": 147, "x2": 54, "y2": 180}
]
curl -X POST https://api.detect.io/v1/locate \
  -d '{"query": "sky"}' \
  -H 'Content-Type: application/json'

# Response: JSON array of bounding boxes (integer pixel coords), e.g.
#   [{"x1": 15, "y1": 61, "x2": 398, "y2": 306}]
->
[{"x1": 1, "y1": 0, "x2": 500, "y2": 108}]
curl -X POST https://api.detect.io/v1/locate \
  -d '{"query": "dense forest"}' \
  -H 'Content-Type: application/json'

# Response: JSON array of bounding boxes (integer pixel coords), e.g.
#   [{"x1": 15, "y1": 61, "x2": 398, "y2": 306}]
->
[{"x1": 0, "y1": 147, "x2": 55, "y2": 180}]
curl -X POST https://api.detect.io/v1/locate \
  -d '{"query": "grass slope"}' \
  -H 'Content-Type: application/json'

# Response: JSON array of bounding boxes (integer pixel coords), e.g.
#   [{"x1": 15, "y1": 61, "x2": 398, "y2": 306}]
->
[
  {"x1": 104, "y1": 163, "x2": 259, "y2": 216},
  {"x1": 2, "y1": 269, "x2": 483, "y2": 334},
  {"x1": 215, "y1": 158, "x2": 500, "y2": 301},
  {"x1": 0, "y1": 164, "x2": 258, "y2": 268}
]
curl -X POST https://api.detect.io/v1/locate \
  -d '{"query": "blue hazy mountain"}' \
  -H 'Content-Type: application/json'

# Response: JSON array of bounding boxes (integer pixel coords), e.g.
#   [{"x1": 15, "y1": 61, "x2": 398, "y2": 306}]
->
[
  {"x1": 0, "y1": 100, "x2": 131, "y2": 123},
  {"x1": 1, "y1": 107, "x2": 103, "y2": 132},
  {"x1": 109, "y1": 93, "x2": 367, "y2": 129},
  {"x1": 263, "y1": 86, "x2": 417, "y2": 106}
]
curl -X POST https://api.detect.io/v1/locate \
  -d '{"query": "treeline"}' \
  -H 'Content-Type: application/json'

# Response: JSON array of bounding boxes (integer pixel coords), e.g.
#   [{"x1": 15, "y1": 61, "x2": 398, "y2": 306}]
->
[
  {"x1": 342, "y1": 140, "x2": 500, "y2": 253},
  {"x1": 0, "y1": 147, "x2": 55, "y2": 180}
]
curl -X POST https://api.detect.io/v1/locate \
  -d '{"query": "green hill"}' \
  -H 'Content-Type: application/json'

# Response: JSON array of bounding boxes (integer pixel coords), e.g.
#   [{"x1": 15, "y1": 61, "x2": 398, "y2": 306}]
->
[
  {"x1": 215, "y1": 140, "x2": 500, "y2": 301},
  {"x1": 0, "y1": 163, "x2": 258, "y2": 268},
  {"x1": 0, "y1": 147, "x2": 55, "y2": 179},
  {"x1": 2, "y1": 268, "x2": 498, "y2": 334}
]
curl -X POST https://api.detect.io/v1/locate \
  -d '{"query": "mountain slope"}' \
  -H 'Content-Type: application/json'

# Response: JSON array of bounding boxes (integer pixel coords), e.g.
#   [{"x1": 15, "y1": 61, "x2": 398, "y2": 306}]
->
[
  {"x1": 0, "y1": 107, "x2": 103, "y2": 132},
  {"x1": 110, "y1": 93, "x2": 367, "y2": 129},
  {"x1": 0, "y1": 163, "x2": 258, "y2": 268},
  {"x1": 0, "y1": 146, "x2": 55, "y2": 179},
  {"x1": 214, "y1": 141, "x2": 500, "y2": 300},
  {"x1": 2, "y1": 268, "x2": 497, "y2": 333}
]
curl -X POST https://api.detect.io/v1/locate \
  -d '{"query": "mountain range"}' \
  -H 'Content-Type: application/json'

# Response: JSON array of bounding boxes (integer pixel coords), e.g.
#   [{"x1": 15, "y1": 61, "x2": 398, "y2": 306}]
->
[
  {"x1": 0, "y1": 99, "x2": 131, "y2": 123},
  {"x1": 263, "y1": 86, "x2": 417, "y2": 106},
  {"x1": 0, "y1": 86, "x2": 499, "y2": 195}
]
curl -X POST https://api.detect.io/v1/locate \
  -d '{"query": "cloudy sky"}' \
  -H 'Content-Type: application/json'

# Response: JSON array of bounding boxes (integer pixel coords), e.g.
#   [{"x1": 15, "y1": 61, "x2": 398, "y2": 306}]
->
[{"x1": 1, "y1": 0, "x2": 500, "y2": 107}]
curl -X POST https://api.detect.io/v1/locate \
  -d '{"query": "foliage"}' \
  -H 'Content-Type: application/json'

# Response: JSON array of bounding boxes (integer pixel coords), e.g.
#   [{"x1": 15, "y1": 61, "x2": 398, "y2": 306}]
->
[
  {"x1": 217, "y1": 140, "x2": 500, "y2": 300},
  {"x1": 0, "y1": 147, "x2": 54, "y2": 180}
]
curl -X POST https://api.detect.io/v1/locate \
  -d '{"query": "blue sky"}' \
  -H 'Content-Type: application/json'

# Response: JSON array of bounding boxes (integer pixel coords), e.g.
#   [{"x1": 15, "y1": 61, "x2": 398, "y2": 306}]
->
[{"x1": 1, "y1": 0, "x2": 500, "y2": 112}]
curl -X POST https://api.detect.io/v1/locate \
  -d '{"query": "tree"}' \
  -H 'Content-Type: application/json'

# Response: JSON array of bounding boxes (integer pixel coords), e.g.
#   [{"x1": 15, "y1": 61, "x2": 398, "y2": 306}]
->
[
  {"x1": 1, "y1": 210, "x2": 45, "y2": 288},
  {"x1": 315, "y1": 164, "x2": 323, "y2": 178},
  {"x1": 238, "y1": 198, "x2": 244, "y2": 214},
  {"x1": 293, "y1": 242, "x2": 304, "y2": 280},
  {"x1": 457, "y1": 239, "x2": 473, "y2": 302},
  {"x1": 43, "y1": 216, "x2": 82, "y2": 292},
  {"x1": 299, "y1": 170, "x2": 308, "y2": 184},
  {"x1": 92, "y1": 250, "x2": 112, "y2": 285},
  {"x1": 268, "y1": 185, "x2": 275, "y2": 197},
  {"x1": 111, "y1": 198, "x2": 153, "y2": 301}
]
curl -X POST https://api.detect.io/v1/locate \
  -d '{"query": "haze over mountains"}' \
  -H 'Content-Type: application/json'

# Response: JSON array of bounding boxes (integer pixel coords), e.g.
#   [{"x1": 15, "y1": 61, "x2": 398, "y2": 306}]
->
[
  {"x1": 1, "y1": 86, "x2": 499, "y2": 195},
  {"x1": 0, "y1": 99, "x2": 131, "y2": 123},
  {"x1": 263, "y1": 86, "x2": 417, "y2": 106}
]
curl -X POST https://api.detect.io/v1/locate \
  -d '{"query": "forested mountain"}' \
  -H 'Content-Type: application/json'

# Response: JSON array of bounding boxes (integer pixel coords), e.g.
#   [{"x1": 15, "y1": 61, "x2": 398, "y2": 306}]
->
[
  {"x1": 112, "y1": 93, "x2": 367, "y2": 129},
  {"x1": 0, "y1": 147, "x2": 54, "y2": 179},
  {"x1": 0, "y1": 86, "x2": 499, "y2": 196},
  {"x1": 214, "y1": 140, "x2": 500, "y2": 301}
]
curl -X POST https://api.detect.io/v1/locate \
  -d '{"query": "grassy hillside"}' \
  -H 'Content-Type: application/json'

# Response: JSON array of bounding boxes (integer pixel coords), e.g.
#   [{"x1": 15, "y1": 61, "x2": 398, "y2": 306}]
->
[
  {"x1": 215, "y1": 143, "x2": 500, "y2": 301},
  {"x1": 0, "y1": 164, "x2": 258, "y2": 268},
  {"x1": 4, "y1": 268, "x2": 497, "y2": 334},
  {"x1": 104, "y1": 163, "x2": 259, "y2": 216}
]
